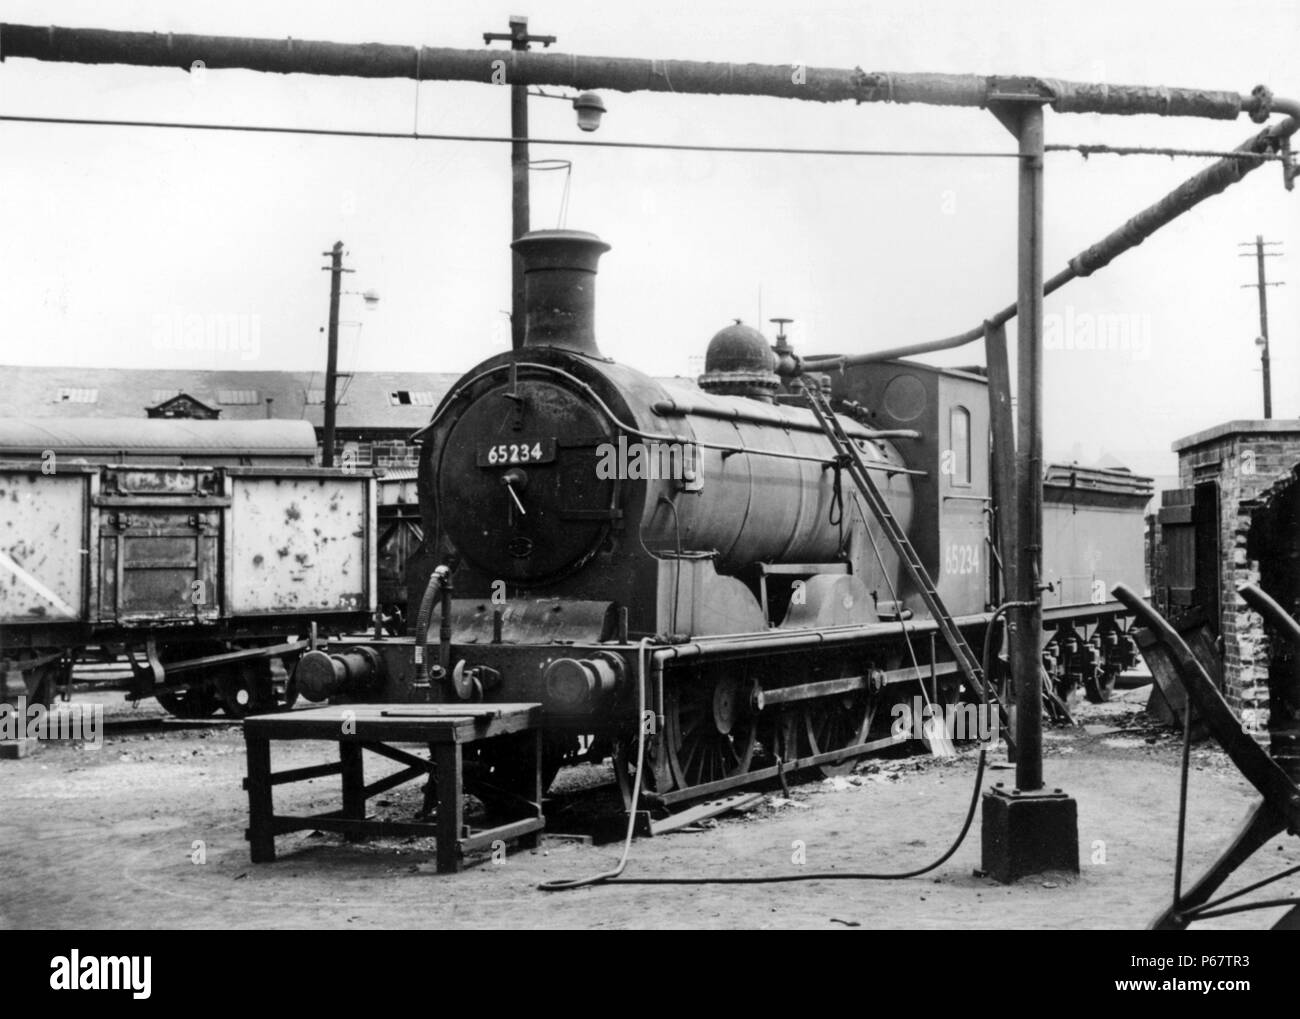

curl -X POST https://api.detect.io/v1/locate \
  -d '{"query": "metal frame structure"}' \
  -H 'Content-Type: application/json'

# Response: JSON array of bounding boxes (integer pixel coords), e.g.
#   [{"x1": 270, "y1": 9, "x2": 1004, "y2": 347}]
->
[
  {"x1": 1115, "y1": 583, "x2": 1300, "y2": 929},
  {"x1": 2, "y1": 21, "x2": 1296, "y2": 875}
]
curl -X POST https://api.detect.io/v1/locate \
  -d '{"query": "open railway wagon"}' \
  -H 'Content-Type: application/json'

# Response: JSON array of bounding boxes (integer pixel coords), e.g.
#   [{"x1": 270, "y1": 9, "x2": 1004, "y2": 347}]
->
[
  {"x1": 289, "y1": 230, "x2": 1153, "y2": 809},
  {"x1": 0, "y1": 418, "x2": 377, "y2": 718}
]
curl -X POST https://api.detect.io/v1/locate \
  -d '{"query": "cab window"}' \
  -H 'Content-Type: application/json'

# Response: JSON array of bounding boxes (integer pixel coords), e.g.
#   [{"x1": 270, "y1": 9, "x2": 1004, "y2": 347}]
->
[{"x1": 950, "y1": 406, "x2": 971, "y2": 486}]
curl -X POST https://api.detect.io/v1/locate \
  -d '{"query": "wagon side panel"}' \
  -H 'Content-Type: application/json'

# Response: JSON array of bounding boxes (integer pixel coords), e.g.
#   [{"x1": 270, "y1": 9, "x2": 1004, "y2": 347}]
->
[
  {"x1": 226, "y1": 472, "x2": 374, "y2": 617},
  {"x1": 0, "y1": 467, "x2": 90, "y2": 625},
  {"x1": 1043, "y1": 483, "x2": 1151, "y2": 610}
]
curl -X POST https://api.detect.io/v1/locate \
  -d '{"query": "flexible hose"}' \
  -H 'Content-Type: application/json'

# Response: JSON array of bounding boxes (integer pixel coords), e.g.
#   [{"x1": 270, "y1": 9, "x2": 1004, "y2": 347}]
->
[
  {"x1": 606, "y1": 747, "x2": 987, "y2": 885},
  {"x1": 537, "y1": 638, "x2": 651, "y2": 891},
  {"x1": 543, "y1": 607, "x2": 1022, "y2": 888},
  {"x1": 413, "y1": 565, "x2": 449, "y2": 690}
]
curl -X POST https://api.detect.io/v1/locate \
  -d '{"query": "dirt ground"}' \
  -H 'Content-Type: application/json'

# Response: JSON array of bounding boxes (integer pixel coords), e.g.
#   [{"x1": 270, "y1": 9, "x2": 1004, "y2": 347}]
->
[{"x1": 2, "y1": 685, "x2": 1296, "y2": 930}]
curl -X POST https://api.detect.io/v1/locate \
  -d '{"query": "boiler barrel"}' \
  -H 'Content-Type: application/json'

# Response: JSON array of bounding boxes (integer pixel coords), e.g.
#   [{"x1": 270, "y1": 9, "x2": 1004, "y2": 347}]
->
[{"x1": 638, "y1": 382, "x2": 914, "y2": 570}]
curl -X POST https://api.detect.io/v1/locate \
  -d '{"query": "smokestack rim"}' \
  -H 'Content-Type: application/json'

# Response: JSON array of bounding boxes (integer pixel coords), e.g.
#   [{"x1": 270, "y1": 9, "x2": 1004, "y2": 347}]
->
[{"x1": 511, "y1": 229, "x2": 611, "y2": 273}]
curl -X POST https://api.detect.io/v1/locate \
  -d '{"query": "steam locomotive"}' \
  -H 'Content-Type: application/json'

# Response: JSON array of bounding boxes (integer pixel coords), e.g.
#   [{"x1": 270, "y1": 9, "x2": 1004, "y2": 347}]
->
[{"x1": 293, "y1": 229, "x2": 1153, "y2": 801}]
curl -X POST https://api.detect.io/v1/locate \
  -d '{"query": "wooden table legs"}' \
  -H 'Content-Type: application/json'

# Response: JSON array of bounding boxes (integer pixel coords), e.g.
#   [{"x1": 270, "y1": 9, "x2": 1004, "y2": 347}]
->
[{"x1": 245, "y1": 733, "x2": 276, "y2": 863}]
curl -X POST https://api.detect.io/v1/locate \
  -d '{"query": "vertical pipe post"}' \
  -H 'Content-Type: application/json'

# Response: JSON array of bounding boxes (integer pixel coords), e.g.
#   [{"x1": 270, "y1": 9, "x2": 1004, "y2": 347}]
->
[
  {"x1": 508, "y1": 17, "x2": 533, "y2": 351},
  {"x1": 981, "y1": 99, "x2": 1077, "y2": 884},
  {"x1": 511, "y1": 76, "x2": 530, "y2": 350},
  {"x1": 1255, "y1": 235, "x2": 1273, "y2": 419},
  {"x1": 487, "y1": 18, "x2": 556, "y2": 351},
  {"x1": 322, "y1": 240, "x2": 343, "y2": 468},
  {"x1": 984, "y1": 321, "x2": 1017, "y2": 607},
  {"x1": 1013, "y1": 103, "x2": 1045, "y2": 793}
]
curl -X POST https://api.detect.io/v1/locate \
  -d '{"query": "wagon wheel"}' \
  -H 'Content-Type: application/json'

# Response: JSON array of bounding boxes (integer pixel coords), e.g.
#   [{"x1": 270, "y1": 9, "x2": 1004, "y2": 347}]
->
[
  {"x1": 156, "y1": 685, "x2": 220, "y2": 719},
  {"x1": 805, "y1": 688, "x2": 880, "y2": 777},
  {"x1": 19, "y1": 655, "x2": 69, "y2": 710},
  {"x1": 217, "y1": 658, "x2": 276, "y2": 719},
  {"x1": 664, "y1": 673, "x2": 758, "y2": 791},
  {"x1": 155, "y1": 642, "x2": 224, "y2": 718}
]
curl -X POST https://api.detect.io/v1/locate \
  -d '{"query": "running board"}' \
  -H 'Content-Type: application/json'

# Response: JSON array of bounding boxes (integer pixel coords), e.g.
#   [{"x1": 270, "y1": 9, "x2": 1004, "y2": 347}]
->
[
  {"x1": 642, "y1": 732, "x2": 911, "y2": 807},
  {"x1": 634, "y1": 792, "x2": 765, "y2": 836}
]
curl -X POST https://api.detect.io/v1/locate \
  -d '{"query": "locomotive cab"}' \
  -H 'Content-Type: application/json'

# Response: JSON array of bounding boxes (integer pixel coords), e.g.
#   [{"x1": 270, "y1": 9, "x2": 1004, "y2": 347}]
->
[{"x1": 830, "y1": 361, "x2": 993, "y2": 618}]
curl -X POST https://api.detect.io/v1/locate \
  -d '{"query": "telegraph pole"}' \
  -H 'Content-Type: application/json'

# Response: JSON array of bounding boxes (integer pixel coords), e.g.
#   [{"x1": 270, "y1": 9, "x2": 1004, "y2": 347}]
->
[
  {"x1": 484, "y1": 16, "x2": 556, "y2": 351},
  {"x1": 321, "y1": 241, "x2": 351, "y2": 467},
  {"x1": 1238, "y1": 235, "x2": 1284, "y2": 419}
]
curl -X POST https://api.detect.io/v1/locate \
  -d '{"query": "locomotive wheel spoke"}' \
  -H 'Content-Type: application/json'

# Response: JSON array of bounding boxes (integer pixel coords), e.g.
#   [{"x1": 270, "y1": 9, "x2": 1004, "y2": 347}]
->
[
  {"x1": 805, "y1": 689, "x2": 879, "y2": 777},
  {"x1": 613, "y1": 728, "x2": 675, "y2": 804},
  {"x1": 665, "y1": 675, "x2": 757, "y2": 791},
  {"x1": 770, "y1": 709, "x2": 808, "y2": 765}
]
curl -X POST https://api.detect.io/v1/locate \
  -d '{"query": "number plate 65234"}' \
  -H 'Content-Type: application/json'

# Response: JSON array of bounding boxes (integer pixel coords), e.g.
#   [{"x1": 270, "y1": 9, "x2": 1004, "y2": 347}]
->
[{"x1": 476, "y1": 439, "x2": 557, "y2": 467}]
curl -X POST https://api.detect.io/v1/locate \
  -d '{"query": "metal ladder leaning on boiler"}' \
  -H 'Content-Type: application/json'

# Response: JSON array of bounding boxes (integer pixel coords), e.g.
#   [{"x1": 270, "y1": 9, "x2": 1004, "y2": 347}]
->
[{"x1": 802, "y1": 380, "x2": 1010, "y2": 742}]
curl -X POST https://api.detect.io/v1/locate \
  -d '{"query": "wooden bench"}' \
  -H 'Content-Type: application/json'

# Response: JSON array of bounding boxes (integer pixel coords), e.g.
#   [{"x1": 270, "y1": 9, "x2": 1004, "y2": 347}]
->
[{"x1": 242, "y1": 703, "x2": 545, "y2": 874}]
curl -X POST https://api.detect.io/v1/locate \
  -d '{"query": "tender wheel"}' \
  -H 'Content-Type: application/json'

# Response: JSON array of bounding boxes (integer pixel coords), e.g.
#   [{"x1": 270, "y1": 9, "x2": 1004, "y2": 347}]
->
[
  {"x1": 664, "y1": 673, "x2": 757, "y2": 790},
  {"x1": 1084, "y1": 666, "x2": 1118, "y2": 703},
  {"x1": 805, "y1": 688, "x2": 879, "y2": 777}
]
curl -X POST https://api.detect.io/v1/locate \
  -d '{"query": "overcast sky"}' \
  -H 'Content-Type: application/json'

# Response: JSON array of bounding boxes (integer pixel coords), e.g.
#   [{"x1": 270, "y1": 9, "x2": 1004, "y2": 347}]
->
[{"x1": 1, "y1": 0, "x2": 1297, "y2": 477}]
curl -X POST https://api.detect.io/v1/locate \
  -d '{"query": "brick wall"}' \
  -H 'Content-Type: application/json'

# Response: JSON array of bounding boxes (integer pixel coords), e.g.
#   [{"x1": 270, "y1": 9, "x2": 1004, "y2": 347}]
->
[
  {"x1": 1246, "y1": 466, "x2": 1300, "y2": 774},
  {"x1": 1171, "y1": 421, "x2": 1300, "y2": 726}
]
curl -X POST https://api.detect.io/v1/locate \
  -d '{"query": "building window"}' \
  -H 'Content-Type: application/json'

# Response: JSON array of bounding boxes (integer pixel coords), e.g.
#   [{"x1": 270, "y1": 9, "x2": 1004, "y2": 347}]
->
[
  {"x1": 306, "y1": 389, "x2": 348, "y2": 405},
  {"x1": 389, "y1": 391, "x2": 436, "y2": 406},
  {"x1": 217, "y1": 389, "x2": 260, "y2": 405},
  {"x1": 950, "y1": 406, "x2": 971, "y2": 486}
]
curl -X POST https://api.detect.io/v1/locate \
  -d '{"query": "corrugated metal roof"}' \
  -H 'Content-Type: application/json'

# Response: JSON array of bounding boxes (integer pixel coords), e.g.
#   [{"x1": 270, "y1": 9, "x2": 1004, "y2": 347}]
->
[
  {"x1": 55, "y1": 387, "x2": 98, "y2": 404},
  {"x1": 0, "y1": 417, "x2": 318, "y2": 456},
  {"x1": 3, "y1": 367, "x2": 702, "y2": 436},
  {"x1": 0, "y1": 366, "x2": 462, "y2": 430}
]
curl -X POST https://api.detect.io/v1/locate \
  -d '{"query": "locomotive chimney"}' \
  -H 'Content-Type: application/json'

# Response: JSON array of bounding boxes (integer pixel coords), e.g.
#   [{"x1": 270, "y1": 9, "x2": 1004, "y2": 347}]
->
[{"x1": 511, "y1": 229, "x2": 611, "y2": 357}]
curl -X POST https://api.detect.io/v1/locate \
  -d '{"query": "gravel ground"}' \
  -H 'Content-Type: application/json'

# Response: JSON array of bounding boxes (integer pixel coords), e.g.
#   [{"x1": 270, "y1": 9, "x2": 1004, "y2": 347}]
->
[{"x1": 1, "y1": 686, "x2": 1296, "y2": 930}]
